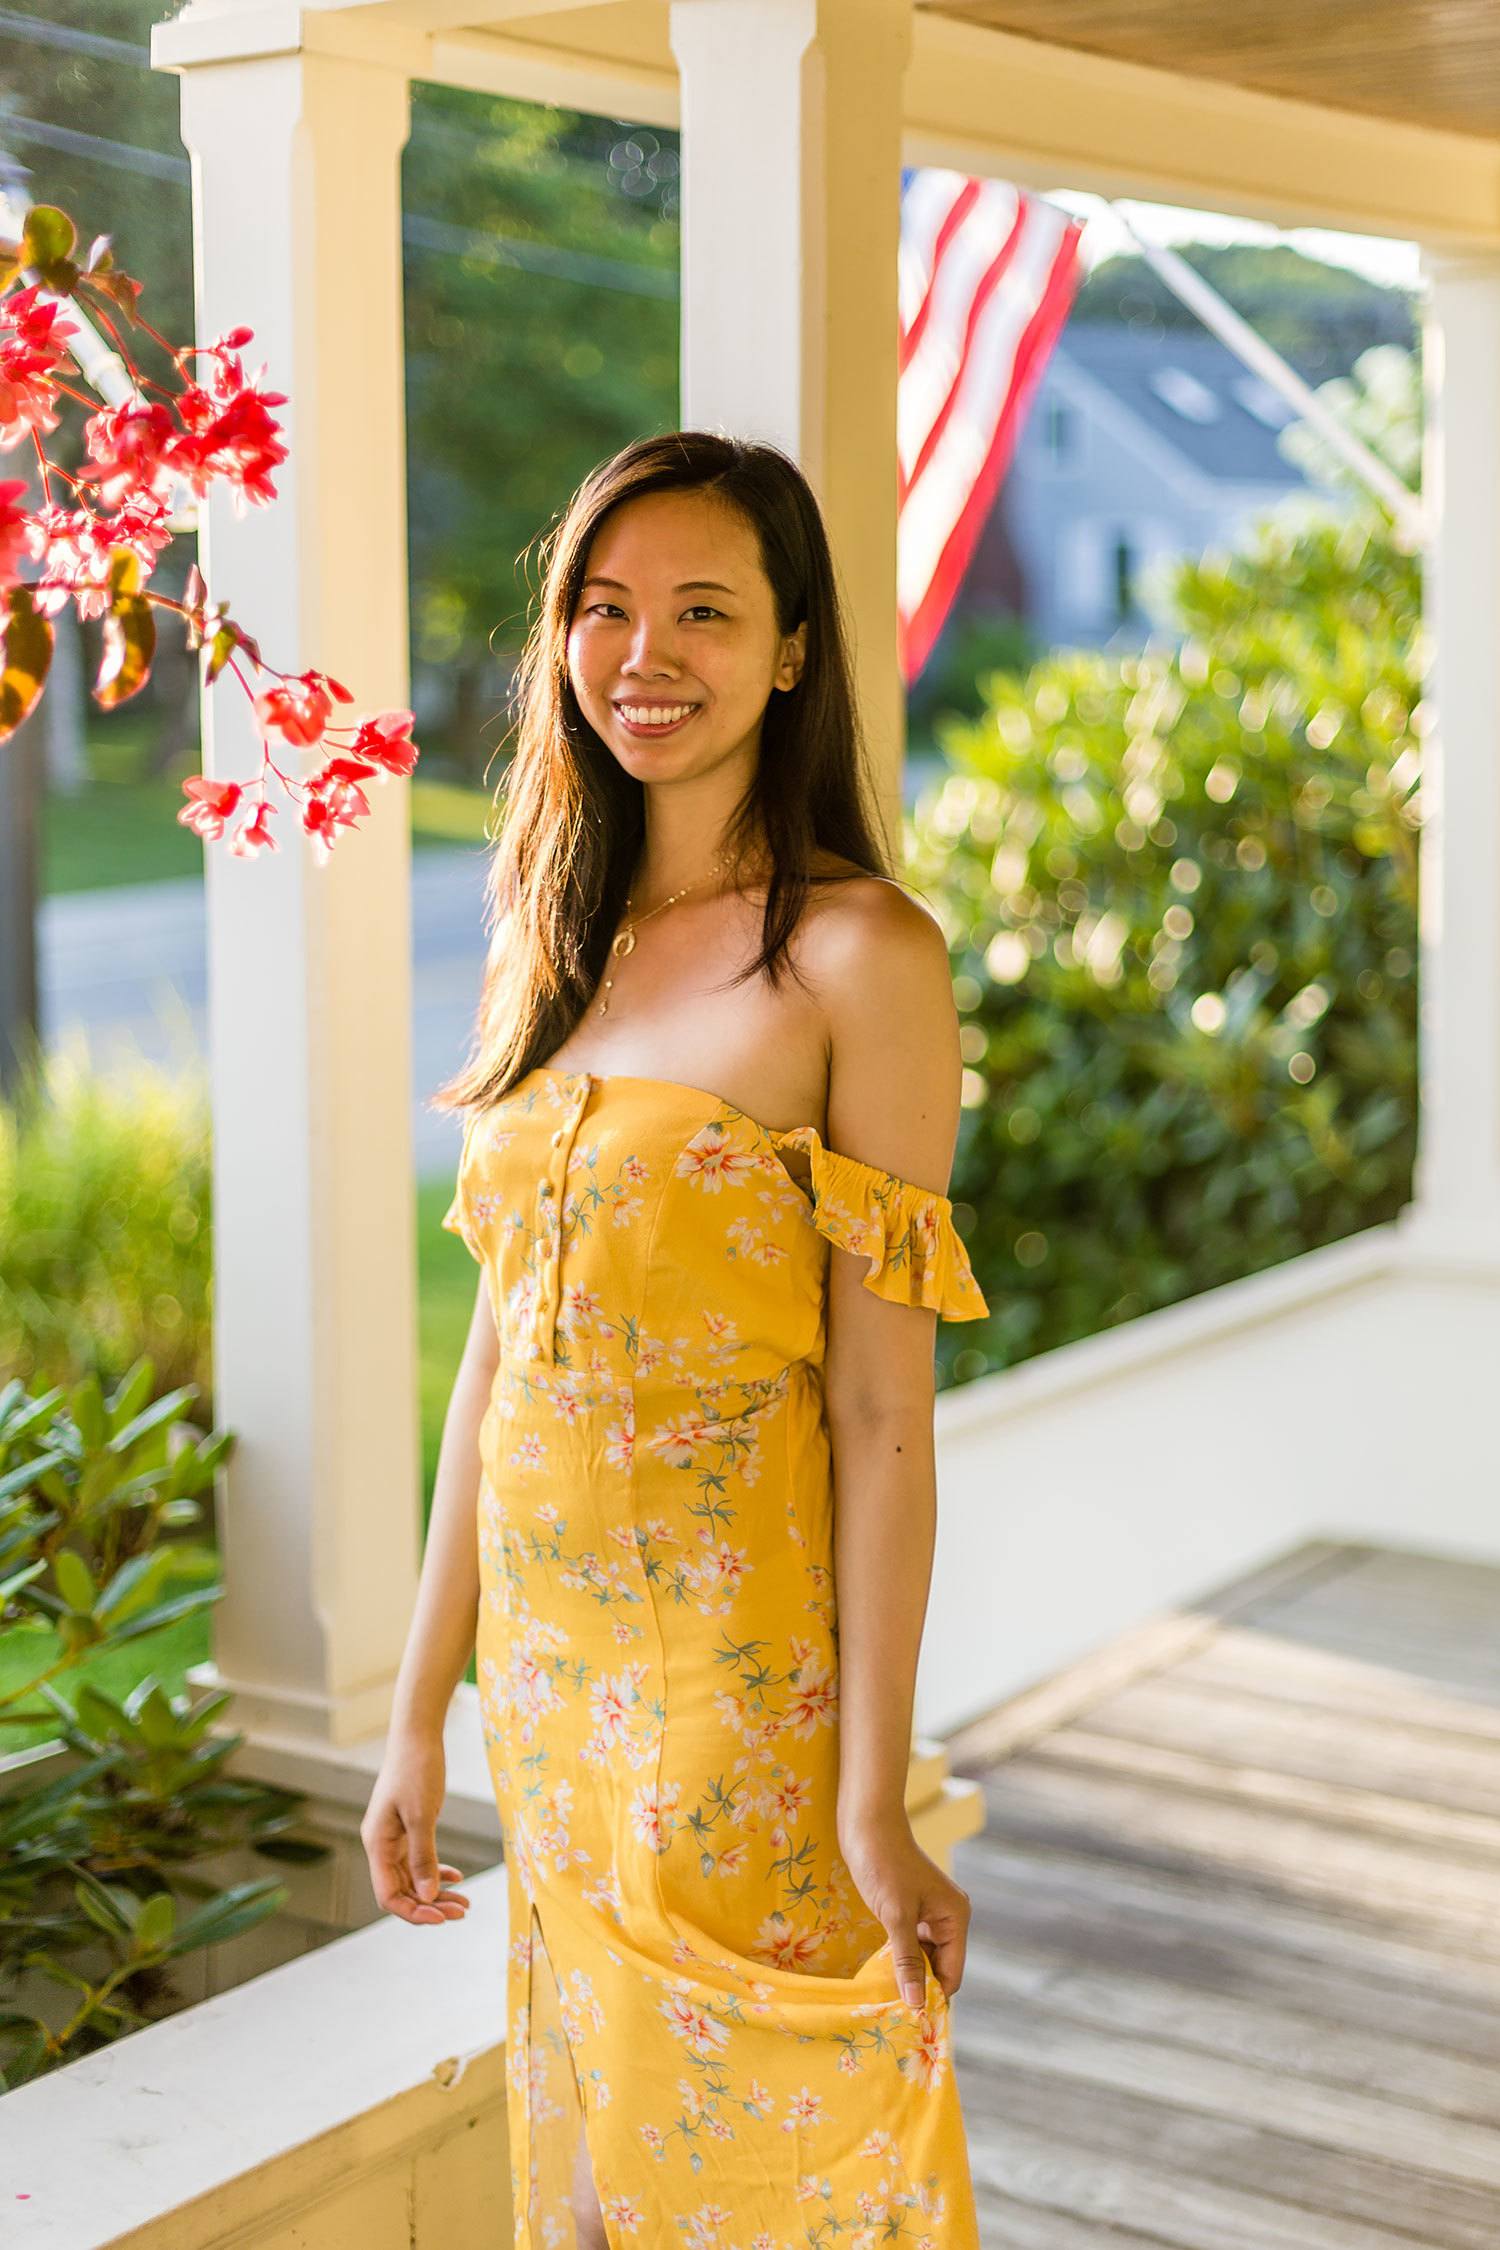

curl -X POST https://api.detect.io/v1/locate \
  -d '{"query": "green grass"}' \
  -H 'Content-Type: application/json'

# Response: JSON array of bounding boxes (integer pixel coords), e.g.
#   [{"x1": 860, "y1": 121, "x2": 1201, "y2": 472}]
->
[
  {"x1": 418, "y1": 1169, "x2": 484, "y2": 1505},
  {"x1": 43, "y1": 732, "x2": 497, "y2": 897},
  {"x1": 0, "y1": 1565, "x2": 219, "y2": 1756},
  {"x1": 1, "y1": 1174, "x2": 485, "y2": 1751}
]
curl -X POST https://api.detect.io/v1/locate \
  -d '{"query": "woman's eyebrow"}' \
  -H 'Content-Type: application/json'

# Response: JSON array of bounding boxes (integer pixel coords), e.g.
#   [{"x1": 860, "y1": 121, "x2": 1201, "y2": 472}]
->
[{"x1": 581, "y1": 576, "x2": 739, "y2": 595}]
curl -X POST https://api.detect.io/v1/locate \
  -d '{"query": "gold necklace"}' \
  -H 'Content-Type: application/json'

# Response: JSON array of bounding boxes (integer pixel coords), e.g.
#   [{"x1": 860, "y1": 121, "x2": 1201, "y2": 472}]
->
[{"x1": 596, "y1": 851, "x2": 730, "y2": 1017}]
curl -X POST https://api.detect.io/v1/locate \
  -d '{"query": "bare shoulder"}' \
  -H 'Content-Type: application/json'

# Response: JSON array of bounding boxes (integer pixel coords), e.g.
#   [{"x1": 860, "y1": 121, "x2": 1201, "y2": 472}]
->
[
  {"x1": 795, "y1": 859, "x2": 963, "y2": 1186},
  {"x1": 797, "y1": 858, "x2": 952, "y2": 996}
]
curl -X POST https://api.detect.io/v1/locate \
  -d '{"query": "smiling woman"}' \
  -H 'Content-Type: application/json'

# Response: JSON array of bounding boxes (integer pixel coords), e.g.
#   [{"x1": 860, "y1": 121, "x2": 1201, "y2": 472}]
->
[
  {"x1": 362, "y1": 430, "x2": 987, "y2": 2250},
  {"x1": 571, "y1": 493, "x2": 806, "y2": 770}
]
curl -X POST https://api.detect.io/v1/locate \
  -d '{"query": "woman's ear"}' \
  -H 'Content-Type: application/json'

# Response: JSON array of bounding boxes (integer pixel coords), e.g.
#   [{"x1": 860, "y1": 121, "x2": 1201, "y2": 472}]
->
[{"x1": 777, "y1": 619, "x2": 808, "y2": 691}]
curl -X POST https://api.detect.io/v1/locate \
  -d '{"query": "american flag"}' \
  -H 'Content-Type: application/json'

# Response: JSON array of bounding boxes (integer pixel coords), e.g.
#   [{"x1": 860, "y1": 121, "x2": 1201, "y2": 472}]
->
[{"x1": 898, "y1": 169, "x2": 1085, "y2": 684}]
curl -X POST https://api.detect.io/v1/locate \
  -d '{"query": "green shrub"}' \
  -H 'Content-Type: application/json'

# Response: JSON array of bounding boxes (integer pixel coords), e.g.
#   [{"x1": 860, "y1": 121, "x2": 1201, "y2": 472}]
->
[
  {"x1": 916, "y1": 496, "x2": 1421, "y2": 1380},
  {"x1": 0, "y1": 1361, "x2": 329, "y2": 2086},
  {"x1": 0, "y1": 1040, "x2": 213, "y2": 1411}
]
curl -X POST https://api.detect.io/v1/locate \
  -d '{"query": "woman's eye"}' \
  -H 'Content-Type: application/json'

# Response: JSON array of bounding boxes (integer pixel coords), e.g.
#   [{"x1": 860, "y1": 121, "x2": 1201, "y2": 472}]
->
[{"x1": 583, "y1": 603, "x2": 722, "y2": 621}]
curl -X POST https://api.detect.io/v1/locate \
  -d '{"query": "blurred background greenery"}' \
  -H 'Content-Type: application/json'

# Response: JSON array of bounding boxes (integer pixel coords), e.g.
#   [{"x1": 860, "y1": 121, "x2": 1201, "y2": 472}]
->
[{"x1": 925, "y1": 469, "x2": 1419, "y2": 1384}]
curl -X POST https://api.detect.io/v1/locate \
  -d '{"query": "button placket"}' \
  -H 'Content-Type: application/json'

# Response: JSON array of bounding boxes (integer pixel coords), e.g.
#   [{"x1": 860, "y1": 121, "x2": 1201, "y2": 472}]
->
[{"x1": 535, "y1": 1075, "x2": 590, "y2": 1362}]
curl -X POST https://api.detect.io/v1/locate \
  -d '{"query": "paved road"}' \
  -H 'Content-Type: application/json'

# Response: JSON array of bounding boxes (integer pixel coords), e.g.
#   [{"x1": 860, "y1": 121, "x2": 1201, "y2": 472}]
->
[{"x1": 38, "y1": 845, "x2": 492, "y2": 1176}]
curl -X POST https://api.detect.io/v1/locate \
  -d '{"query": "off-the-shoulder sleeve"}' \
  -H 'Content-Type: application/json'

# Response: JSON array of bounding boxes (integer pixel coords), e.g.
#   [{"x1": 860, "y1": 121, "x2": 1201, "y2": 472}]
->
[
  {"x1": 769, "y1": 1124, "x2": 989, "y2": 1321},
  {"x1": 441, "y1": 1117, "x2": 483, "y2": 1263}
]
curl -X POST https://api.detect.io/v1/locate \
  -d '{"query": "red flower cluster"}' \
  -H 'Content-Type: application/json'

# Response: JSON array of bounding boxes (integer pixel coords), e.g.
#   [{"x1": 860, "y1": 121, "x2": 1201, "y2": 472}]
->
[{"x1": 0, "y1": 208, "x2": 421, "y2": 862}]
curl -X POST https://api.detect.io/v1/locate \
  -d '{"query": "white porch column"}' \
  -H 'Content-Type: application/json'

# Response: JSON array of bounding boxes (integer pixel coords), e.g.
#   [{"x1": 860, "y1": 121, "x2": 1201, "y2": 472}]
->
[
  {"x1": 1408, "y1": 253, "x2": 1500, "y2": 1264},
  {"x1": 153, "y1": 21, "x2": 421, "y2": 1749},
  {"x1": 667, "y1": 0, "x2": 913, "y2": 845}
]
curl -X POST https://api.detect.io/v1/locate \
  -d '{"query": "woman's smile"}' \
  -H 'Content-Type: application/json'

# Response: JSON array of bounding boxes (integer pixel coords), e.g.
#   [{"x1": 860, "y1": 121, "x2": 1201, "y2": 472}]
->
[{"x1": 612, "y1": 698, "x2": 702, "y2": 738}]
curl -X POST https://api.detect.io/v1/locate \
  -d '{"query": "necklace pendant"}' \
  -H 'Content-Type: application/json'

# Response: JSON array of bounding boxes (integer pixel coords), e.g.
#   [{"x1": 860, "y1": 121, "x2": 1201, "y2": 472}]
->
[{"x1": 611, "y1": 928, "x2": 636, "y2": 958}]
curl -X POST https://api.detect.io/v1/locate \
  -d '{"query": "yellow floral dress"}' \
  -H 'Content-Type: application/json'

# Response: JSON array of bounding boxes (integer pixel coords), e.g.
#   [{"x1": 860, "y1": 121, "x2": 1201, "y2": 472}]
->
[{"x1": 441, "y1": 1066, "x2": 989, "y2": 2248}]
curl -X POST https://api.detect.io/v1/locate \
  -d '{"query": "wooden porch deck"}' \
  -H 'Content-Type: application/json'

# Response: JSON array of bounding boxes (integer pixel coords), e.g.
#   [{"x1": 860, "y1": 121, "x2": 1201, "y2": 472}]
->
[{"x1": 942, "y1": 1539, "x2": 1500, "y2": 2248}]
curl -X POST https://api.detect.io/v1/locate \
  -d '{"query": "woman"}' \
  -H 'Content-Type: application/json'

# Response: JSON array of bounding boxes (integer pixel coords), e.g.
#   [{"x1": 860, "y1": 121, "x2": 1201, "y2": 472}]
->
[{"x1": 361, "y1": 430, "x2": 990, "y2": 2248}]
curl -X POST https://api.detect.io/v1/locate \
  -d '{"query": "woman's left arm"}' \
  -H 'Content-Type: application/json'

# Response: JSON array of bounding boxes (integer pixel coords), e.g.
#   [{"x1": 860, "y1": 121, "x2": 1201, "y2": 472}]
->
[{"x1": 811, "y1": 880, "x2": 975, "y2": 2011}]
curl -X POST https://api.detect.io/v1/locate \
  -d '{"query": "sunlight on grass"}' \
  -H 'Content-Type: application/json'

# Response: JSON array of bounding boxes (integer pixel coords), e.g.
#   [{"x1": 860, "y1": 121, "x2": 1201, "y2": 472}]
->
[
  {"x1": 409, "y1": 774, "x2": 498, "y2": 844},
  {"x1": 44, "y1": 761, "x2": 496, "y2": 897},
  {"x1": 0, "y1": 1562, "x2": 218, "y2": 1754}
]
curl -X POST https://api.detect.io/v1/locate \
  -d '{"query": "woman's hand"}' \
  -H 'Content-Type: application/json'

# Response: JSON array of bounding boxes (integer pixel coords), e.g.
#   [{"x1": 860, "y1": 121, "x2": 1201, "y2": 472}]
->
[
  {"x1": 360, "y1": 1729, "x2": 471, "y2": 1927},
  {"x1": 837, "y1": 1808, "x2": 970, "y2": 2008}
]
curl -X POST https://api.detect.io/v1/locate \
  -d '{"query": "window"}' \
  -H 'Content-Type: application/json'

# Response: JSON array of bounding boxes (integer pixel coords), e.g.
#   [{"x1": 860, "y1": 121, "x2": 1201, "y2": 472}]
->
[
  {"x1": 1058, "y1": 519, "x2": 1111, "y2": 622},
  {"x1": 1149, "y1": 365, "x2": 1221, "y2": 423},
  {"x1": 1113, "y1": 535, "x2": 1135, "y2": 619},
  {"x1": 1043, "y1": 398, "x2": 1077, "y2": 465}
]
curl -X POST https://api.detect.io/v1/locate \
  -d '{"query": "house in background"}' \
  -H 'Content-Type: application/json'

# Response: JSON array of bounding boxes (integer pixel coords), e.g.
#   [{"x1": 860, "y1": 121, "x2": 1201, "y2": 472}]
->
[{"x1": 978, "y1": 323, "x2": 1351, "y2": 649}]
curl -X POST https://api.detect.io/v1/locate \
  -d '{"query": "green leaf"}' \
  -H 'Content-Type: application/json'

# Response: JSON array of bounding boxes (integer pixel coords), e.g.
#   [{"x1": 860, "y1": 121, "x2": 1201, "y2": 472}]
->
[
  {"x1": 72, "y1": 1873, "x2": 136, "y2": 1938},
  {"x1": 72, "y1": 1682, "x2": 129, "y2": 1742},
  {"x1": 21, "y1": 203, "x2": 78, "y2": 269},
  {"x1": 52, "y1": 1549, "x2": 95, "y2": 1615},
  {"x1": 165, "y1": 1879, "x2": 288, "y2": 1956},
  {"x1": 95, "y1": 1585, "x2": 223, "y2": 1647},
  {"x1": 94, "y1": 1548, "x2": 178, "y2": 1625},
  {"x1": 0, "y1": 1557, "x2": 48, "y2": 1601},
  {"x1": 134, "y1": 1891, "x2": 177, "y2": 1952},
  {"x1": 108, "y1": 1386, "x2": 199, "y2": 1457},
  {"x1": 68, "y1": 1374, "x2": 107, "y2": 1452},
  {"x1": 106, "y1": 1359, "x2": 157, "y2": 1429}
]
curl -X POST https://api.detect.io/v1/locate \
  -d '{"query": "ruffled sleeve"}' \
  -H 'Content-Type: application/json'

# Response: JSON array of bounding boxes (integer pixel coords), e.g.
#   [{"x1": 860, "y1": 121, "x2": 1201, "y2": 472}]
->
[
  {"x1": 768, "y1": 1124, "x2": 989, "y2": 1321},
  {"x1": 440, "y1": 1116, "x2": 483, "y2": 1264}
]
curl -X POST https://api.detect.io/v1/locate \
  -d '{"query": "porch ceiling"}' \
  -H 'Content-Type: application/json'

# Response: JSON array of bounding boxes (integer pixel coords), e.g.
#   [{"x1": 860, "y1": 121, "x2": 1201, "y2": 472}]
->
[
  {"x1": 411, "y1": 0, "x2": 1500, "y2": 244},
  {"x1": 925, "y1": 0, "x2": 1500, "y2": 142},
  {"x1": 153, "y1": 1, "x2": 1500, "y2": 252}
]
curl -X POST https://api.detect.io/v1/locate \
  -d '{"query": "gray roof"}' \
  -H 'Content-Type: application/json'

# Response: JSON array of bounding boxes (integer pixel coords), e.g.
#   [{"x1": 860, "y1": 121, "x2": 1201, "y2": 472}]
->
[{"x1": 1052, "y1": 324, "x2": 1317, "y2": 484}]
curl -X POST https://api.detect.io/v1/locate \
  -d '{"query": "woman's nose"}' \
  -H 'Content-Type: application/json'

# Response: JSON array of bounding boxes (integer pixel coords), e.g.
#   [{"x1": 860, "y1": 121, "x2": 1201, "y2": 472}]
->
[{"x1": 624, "y1": 625, "x2": 680, "y2": 674}]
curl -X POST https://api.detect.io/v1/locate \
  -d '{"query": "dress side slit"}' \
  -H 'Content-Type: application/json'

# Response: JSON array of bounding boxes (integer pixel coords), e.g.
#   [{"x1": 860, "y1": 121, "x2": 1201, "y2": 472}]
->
[{"x1": 525, "y1": 1894, "x2": 608, "y2": 2249}]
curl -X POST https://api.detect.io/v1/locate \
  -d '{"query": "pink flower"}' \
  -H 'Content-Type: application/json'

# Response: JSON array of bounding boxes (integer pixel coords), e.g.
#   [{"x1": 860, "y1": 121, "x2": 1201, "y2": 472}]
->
[
  {"x1": 229, "y1": 801, "x2": 278, "y2": 858},
  {"x1": 349, "y1": 708, "x2": 418, "y2": 778},
  {"x1": 177, "y1": 774, "x2": 243, "y2": 840},
  {"x1": 169, "y1": 361, "x2": 289, "y2": 509},
  {"x1": 0, "y1": 282, "x2": 77, "y2": 451},
  {"x1": 0, "y1": 478, "x2": 32, "y2": 588},
  {"x1": 254, "y1": 674, "x2": 333, "y2": 749},
  {"x1": 82, "y1": 398, "x2": 178, "y2": 509},
  {"x1": 0, "y1": 228, "x2": 422, "y2": 861}
]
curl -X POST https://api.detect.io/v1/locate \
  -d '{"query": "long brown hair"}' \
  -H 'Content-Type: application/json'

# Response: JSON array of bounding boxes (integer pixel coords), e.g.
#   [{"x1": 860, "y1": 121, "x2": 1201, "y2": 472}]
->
[{"x1": 432, "y1": 429, "x2": 893, "y2": 1117}]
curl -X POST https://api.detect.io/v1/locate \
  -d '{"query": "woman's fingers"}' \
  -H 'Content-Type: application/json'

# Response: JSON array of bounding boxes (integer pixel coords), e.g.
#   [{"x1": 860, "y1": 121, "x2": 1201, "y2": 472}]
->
[
  {"x1": 916, "y1": 1915, "x2": 965, "y2": 1998},
  {"x1": 916, "y1": 1889, "x2": 969, "y2": 1999},
  {"x1": 400, "y1": 1854, "x2": 471, "y2": 1922},
  {"x1": 362, "y1": 1807, "x2": 472, "y2": 1923},
  {"x1": 885, "y1": 1912, "x2": 928, "y2": 2008}
]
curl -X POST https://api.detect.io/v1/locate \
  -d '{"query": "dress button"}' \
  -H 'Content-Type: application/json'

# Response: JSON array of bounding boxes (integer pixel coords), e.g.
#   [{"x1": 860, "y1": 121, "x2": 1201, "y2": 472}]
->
[{"x1": 539, "y1": 1178, "x2": 555, "y2": 1198}]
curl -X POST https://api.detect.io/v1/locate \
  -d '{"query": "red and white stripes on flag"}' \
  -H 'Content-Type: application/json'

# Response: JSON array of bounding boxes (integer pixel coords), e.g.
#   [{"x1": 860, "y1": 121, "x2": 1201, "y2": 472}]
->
[{"x1": 898, "y1": 169, "x2": 1084, "y2": 684}]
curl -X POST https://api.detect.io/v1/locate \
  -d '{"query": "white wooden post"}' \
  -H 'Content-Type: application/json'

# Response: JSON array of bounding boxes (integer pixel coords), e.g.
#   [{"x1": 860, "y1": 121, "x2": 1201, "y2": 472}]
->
[
  {"x1": 1409, "y1": 253, "x2": 1500, "y2": 1266},
  {"x1": 667, "y1": 0, "x2": 913, "y2": 844},
  {"x1": 157, "y1": 30, "x2": 422, "y2": 1749}
]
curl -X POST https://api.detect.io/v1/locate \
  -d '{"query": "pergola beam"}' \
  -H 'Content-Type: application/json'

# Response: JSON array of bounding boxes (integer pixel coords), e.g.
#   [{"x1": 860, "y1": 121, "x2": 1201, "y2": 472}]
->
[{"x1": 155, "y1": 1, "x2": 1500, "y2": 251}]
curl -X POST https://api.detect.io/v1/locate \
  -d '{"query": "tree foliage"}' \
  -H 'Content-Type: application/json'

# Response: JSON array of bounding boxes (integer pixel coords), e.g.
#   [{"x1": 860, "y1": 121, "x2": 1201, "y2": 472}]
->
[
  {"x1": 1, "y1": 9, "x2": 683, "y2": 781},
  {"x1": 915, "y1": 354, "x2": 1423, "y2": 1377}
]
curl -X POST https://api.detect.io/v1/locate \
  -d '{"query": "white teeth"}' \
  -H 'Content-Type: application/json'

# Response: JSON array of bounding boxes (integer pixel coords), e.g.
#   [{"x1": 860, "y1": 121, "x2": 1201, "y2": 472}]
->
[{"x1": 618, "y1": 704, "x2": 695, "y2": 725}]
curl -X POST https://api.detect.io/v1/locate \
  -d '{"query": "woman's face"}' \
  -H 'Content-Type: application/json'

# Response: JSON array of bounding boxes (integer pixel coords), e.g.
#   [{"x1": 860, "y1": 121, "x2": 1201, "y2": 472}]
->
[{"x1": 566, "y1": 487, "x2": 805, "y2": 779}]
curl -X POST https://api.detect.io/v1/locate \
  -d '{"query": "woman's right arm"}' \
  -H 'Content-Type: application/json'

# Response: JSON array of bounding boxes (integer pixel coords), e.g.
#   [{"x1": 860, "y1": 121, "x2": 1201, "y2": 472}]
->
[{"x1": 359, "y1": 1270, "x2": 500, "y2": 1926}]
